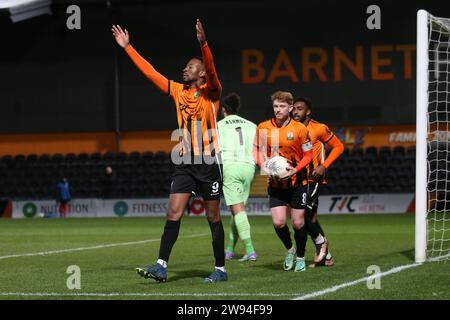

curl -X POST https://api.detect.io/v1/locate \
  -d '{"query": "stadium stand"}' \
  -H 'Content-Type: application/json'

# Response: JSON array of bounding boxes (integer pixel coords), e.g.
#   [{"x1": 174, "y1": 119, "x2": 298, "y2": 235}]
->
[{"x1": 0, "y1": 146, "x2": 415, "y2": 200}]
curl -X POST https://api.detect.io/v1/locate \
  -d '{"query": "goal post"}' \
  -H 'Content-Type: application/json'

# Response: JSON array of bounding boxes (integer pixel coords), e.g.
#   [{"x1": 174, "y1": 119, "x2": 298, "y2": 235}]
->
[
  {"x1": 416, "y1": 10, "x2": 450, "y2": 263},
  {"x1": 415, "y1": 9, "x2": 428, "y2": 263}
]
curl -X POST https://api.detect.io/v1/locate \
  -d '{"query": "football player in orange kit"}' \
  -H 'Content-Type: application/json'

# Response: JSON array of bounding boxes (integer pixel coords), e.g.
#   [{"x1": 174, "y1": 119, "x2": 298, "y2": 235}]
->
[
  {"x1": 254, "y1": 91, "x2": 326, "y2": 272},
  {"x1": 112, "y1": 20, "x2": 226, "y2": 283},
  {"x1": 292, "y1": 97, "x2": 344, "y2": 267}
]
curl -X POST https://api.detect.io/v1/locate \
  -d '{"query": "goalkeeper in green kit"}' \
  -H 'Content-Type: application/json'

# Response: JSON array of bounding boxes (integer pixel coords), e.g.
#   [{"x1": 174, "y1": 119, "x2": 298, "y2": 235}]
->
[{"x1": 218, "y1": 93, "x2": 257, "y2": 261}]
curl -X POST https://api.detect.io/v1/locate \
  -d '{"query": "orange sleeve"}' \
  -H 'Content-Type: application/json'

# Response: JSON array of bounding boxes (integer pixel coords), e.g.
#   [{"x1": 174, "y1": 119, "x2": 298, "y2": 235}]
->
[
  {"x1": 322, "y1": 135, "x2": 344, "y2": 169},
  {"x1": 294, "y1": 149, "x2": 313, "y2": 172},
  {"x1": 124, "y1": 45, "x2": 169, "y2": 95},
  {"x1": 201, "y1": 42, "x2": 222, "y2": 94},
  {"x1": 319, "y1": 123, "x2": 335, "y2": 143},
  {"x1": 253, "y1": 125, "x2": 263, "y2": 167},
  {"x1": 294, "y1": 126, "x2": 313, "y2": 172}
]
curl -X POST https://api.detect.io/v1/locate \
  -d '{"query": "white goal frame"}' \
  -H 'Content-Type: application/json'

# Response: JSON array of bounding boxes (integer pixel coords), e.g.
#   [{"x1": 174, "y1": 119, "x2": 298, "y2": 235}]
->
[
  {"x1": 415, "y1": 9, "x2": 428, "y2": 263},
  {"x1": 416, "y1": 9, "x2": 450, "y2": 263}
]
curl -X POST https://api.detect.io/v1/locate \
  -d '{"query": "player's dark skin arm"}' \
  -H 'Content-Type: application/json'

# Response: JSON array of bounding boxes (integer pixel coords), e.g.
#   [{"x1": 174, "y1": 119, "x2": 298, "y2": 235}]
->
[
  {"x1": 195, "y1": 19, "x2": 222, "y2": 222},
  {"x1": 312, "y1": 164, "x2": 326, "y2": 179},
  {"x1": 112, "y1": 25, "x2": 169, "y2": 94},
  {"x1": 196, "y1": 19, "x2": 222, "y2": 93}
]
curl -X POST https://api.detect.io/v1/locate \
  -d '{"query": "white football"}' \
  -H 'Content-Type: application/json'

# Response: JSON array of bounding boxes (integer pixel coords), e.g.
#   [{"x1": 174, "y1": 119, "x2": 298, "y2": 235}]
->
[{"x1": 265, "y1": 156, "x2": 291, "y2": 180}]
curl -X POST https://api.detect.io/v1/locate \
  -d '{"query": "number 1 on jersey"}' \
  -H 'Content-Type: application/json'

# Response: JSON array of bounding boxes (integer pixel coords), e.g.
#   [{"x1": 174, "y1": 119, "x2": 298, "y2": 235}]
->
[{"x1": 235, "y1": 127, "x2": 244, "y2": 146}]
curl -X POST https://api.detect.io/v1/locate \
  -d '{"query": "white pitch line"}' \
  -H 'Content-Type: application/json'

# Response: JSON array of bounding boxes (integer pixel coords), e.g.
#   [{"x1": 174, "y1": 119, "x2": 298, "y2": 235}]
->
[
  {"x1": 293, "y1": 253, "x2": 450, "y2": 300},
  {"x1": 1, "y1": 255, "x2": 449, "y2": 299},
  {"x1": 0, "y1": 233, "x2": 208, "y2": 261}
]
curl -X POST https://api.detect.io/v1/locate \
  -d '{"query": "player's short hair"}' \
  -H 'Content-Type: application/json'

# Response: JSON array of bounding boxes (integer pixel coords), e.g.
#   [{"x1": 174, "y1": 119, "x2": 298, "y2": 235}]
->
[
  {"x1": 294, "y1": 96, "x2": 313, "y2": 111},
  {"x1": 191, "y1": 56, "x2": 204, "y2": 64},
  {"x1": 222, "y1": 93, "x2": 240, "y2": 115},
  {"x1": 271, "y1": 91, "x2": 293, "y2": 105}
]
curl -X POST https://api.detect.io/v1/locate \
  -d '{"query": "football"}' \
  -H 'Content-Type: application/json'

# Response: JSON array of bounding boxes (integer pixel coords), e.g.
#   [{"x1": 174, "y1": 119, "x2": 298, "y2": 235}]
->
[{"x1": 265, "y1": 156, "x2": 292, "y2": 180}]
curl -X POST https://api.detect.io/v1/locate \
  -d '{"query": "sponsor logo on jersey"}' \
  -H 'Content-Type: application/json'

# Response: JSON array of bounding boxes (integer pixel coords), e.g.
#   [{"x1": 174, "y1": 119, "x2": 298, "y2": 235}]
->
[{"x1": 287, "y1": 132, "x2": 294, "y2": 140}]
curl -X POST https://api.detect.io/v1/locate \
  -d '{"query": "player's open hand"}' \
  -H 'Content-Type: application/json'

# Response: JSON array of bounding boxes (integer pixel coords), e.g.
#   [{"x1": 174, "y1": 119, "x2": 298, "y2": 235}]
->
[
  {"x1": 312, "y1": 164, "x2": 326, "y2": 180},
  {"x1": 196, "y1": 19, "x2": 206, "y2": 45},
  {"x1": 112, "y1": 25, "x2": 130, "y2": 48}
]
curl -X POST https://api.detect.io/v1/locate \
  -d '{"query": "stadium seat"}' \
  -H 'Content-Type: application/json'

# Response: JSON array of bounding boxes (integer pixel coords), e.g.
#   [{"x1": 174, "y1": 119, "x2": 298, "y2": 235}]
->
[
  {"x1": 77, "y1": 153, "x2": 89, "y2": 163},
  {"x1": 102, "y1": 152, "x2": 115, "y2": 162},
  {"x1": 352, "y1": 147, "x2": 364, "y2": 158},
  {"x1": 142, "y1": 151, "x2": 155, "y2": 161},
  {"x1": 51, "y1": 154, "x2": 64, "y2": 163},
  {"x1": 1, "y1": 155, "x2": 13, "y2": 165},
  {"x1": 115, "y1": 152, "x2": 128, "y2": 161},
  {"x1": 89, "y1": 152, "x2": 102, "y2": 162},
  {"x1": 26, "y1": 154, "x2": 39, "y2": 163},
  {"x1": 406, "y1": 146, "x2": 415, "y2": 157},
  {"x1": 13, "y1": 154, "x2": 26, "y2": 162},
  {"x1": 38, "y1": 154, "x2": 51, "y2": 163},
  {"x1": 65, "y1": 153, "x2": 77, "y2": 163},
  {"x1": 365, "y1": 146, "x2": 378, "y2": 159},
  {"x1": 393, "y1": 146, "x2": 406, "y2": 157},
  {"x1": 128, "y1": 151, "x2": 141, "y2": 162},
  {"x1": 378, "y1": 146, "x2": 392, "y2": 158}
]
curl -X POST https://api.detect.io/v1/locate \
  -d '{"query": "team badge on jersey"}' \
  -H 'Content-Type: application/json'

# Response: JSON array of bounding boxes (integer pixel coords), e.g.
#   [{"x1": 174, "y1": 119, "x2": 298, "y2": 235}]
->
[
  {"x1": 287, "y1": 132, "x2": 294, "y2": 141},
  {"x1": 194, "y1": 91, "x2": 200, "y2": 99}
]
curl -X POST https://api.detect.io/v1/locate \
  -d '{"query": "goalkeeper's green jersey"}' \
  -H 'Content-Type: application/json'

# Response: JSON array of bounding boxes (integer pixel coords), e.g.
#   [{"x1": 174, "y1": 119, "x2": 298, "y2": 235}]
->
[{"x1": 218, "y1": 115, "x2": 257, "y2": 167}]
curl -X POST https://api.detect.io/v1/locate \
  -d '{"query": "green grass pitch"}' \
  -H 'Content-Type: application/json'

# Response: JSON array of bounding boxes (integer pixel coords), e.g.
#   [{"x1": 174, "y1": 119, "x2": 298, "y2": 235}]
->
[{"x1": 0, "y1": 214, "x2": 448, "y2": 300}]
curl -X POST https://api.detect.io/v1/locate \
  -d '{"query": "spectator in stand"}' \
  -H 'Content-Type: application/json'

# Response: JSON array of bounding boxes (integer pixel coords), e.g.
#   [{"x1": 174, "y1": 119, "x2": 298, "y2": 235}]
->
[
  {"x1": 56, "y1": 175, "x2": 71, "y2": 218},
  {"x1": 102, "y1": 165, "x2": 116, "y2": 199}
]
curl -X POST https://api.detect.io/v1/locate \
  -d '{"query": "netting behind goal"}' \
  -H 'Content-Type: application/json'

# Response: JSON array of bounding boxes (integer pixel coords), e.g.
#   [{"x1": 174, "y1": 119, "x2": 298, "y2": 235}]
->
[{"x1": 425, "y1": 12, "x2": 450, "y2": 261}]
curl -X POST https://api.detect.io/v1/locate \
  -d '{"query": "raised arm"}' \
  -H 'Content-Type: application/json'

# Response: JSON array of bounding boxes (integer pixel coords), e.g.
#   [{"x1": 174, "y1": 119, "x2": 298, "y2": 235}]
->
[
  {"x1": 196, "y1": 19, "x2": 222, "y2": 93},
  {"x1": 112, "y1": 25, "x2": 169, "y2": 95}
]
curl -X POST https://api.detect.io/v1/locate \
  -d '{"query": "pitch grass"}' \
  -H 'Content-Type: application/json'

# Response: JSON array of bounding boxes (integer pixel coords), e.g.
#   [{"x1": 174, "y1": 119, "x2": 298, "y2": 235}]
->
[{"x1": 0, "y1": 214, "x2": 448, "y2": 300}]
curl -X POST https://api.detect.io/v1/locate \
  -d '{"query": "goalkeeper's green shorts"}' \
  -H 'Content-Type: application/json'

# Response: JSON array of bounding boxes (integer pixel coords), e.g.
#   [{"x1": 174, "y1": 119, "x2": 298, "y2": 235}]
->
[{"x1": 222, "y1": 164, "x2": 255, "y2": 206}]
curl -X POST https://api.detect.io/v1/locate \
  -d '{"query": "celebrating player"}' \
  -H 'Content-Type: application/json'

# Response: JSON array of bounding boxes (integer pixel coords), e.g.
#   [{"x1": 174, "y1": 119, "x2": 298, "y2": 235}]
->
[
  {"x1": 254, "y1": 91, "x2": 315, "y2": 272},
  {"x1": 292, "y1": 97, "x2": 344, "y2": 266},
  {"x1": 112, "y1": 20, "x2": 227, "y2": 283},
  {"x1": 218, "y1": 93, "x2": 257, "y2": 262}
]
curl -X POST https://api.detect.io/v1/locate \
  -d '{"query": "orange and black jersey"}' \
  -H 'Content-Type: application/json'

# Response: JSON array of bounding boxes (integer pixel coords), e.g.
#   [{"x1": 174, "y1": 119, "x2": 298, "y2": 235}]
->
[
  {"x1": 305, "y1": 119, "x2": 344, "y2": 184},
  {"x1": 124, "y1": 42, "x2": 221, "y2": 159},
  {"x1": 170, "y1": 82, "x2": 221, "y2": 158},
  {"x1": 254, "y1": 118, "x2": 313, "y2": 189}
]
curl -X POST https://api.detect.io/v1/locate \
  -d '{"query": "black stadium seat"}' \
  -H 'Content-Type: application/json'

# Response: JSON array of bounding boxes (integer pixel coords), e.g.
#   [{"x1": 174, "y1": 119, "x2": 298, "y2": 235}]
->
[
  {"x1": 77, "y1": 153, "x2": 89, "y2": 163},
  {"x1": 378, "y1": 146, "x2": 392, "y2": 158},
  {"x1": 128, "y1": 151, "x2": 141, "y2": 162},
  {"x1": 393, "y1": 146, "x2": 406, "y2": 157},
  {"x1": 365, "y1": 146, "x2": 378, "y2": 159},
  {"x1": 90, "y1": 152, "x2": 102, "y2": 162}
]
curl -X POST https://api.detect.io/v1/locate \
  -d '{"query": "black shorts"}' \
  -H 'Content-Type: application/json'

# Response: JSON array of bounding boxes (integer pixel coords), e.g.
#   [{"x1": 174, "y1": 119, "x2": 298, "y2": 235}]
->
[
  {"x1": 306, "y1": 182, "x2": 323, "y2": 213},
  {"x1": 170, "y1": 163, "x2": 223, "y2": 201},
  {"x1": 268, "y1": 185, "x2": 308, "y2": 209}
]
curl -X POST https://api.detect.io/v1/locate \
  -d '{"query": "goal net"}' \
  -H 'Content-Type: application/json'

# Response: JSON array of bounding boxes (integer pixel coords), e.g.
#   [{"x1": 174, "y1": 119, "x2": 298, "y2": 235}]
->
[{"x1": 416, "y1": 10, "x2": 450, "y2": 262}]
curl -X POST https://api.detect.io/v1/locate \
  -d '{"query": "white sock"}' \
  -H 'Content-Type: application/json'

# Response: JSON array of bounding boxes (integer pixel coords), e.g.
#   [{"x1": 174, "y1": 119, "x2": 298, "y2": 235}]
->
[
  {"x1": 157, "y1": 259, "x2": 167, "y2": 268},
  {"x1": 314, "y1": 234, "x2": 325, "y2": 245},
  {"x1": 288, "y1": 246, "x2": 296, "y2": 253},
  {"x1": 296, "y1": 256, "x2": 305, "y2": 261},
  {"x1": 215, "y1": 266, "x2": 226, "y2": 272}
]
